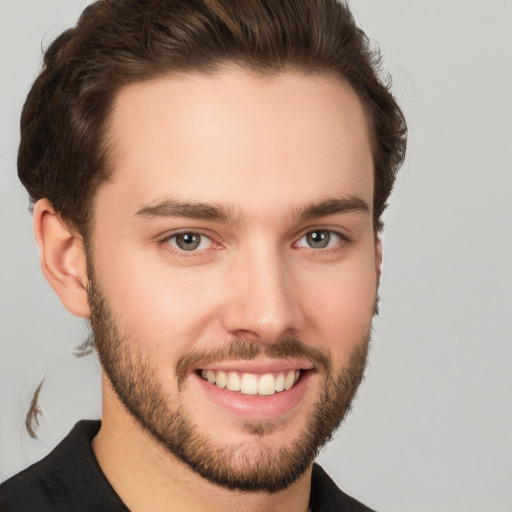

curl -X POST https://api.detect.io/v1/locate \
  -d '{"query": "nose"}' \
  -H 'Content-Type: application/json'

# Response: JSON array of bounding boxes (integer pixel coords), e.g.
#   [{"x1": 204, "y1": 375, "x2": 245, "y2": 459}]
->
[{"x1": 221, "y1": 244, "x2": 304, "y2": 343}]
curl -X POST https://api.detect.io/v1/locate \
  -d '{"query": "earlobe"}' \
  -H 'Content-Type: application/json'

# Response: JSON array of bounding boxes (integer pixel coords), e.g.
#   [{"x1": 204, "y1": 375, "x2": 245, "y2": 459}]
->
[{"x1": 33, "y1": 199, "x2": 90, "y2": 318}]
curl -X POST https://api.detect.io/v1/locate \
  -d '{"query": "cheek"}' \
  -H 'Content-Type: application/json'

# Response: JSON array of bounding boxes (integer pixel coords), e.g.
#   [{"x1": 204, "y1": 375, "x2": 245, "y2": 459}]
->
[
  {"x1": 96, "y1": 251, "x2": 222, "y2": 348},
  {"x1": 299, "y1": 255, "x2": 377, "y2": 346}
]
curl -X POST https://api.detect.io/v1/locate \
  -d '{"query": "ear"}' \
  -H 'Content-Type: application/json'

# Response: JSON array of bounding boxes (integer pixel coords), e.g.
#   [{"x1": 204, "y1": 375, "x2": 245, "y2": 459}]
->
[
  {"x1": 33, "y1": 199, "x2": 90, "y2": 318},
  {"x1": 375, "y1": 235, "x2": 383, "y2": 280}
]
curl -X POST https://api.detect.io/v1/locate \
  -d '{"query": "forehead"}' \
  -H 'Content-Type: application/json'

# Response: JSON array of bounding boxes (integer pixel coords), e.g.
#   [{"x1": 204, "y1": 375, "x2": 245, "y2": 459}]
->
[{"x1": 98, "y1": 68, "x2": 374, "y2": 222}]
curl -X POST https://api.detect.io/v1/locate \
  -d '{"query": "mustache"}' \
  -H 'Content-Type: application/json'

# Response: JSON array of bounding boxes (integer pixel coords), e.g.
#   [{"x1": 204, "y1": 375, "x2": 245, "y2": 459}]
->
[{"x1": 175, "y1": 337, "x2": 331, "y2": 389}]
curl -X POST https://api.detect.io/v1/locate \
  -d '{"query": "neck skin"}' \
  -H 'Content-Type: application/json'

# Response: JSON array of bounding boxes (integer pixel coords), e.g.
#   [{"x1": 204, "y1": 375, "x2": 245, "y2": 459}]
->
[{"x1": 92, "y1": 375, "x2": 312, "y2": 512}]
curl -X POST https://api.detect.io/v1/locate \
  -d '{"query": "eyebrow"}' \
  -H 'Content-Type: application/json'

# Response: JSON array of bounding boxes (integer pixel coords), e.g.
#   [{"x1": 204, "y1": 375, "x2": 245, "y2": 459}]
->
[
  {"x1": 134, "y1": 196, "x2": 369, "y2": 223},
  {"x1": 135, "y1": 200, "x2": 238, "y2": 222},
  {"x1": 296, "y1": 196, "x2": 370, "y2": 222}
]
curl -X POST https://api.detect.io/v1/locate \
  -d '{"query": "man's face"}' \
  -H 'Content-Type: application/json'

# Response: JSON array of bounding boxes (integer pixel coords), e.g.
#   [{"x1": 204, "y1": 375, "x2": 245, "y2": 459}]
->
[{"x1": 87, "y1": 68, "x2": 379, "y2": 492}]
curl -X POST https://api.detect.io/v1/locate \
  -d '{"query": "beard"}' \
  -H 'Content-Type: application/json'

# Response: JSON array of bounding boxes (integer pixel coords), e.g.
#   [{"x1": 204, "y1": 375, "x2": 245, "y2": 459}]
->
[{"x1": 87, "y1": 271, "x2": 372, "y2": 494}]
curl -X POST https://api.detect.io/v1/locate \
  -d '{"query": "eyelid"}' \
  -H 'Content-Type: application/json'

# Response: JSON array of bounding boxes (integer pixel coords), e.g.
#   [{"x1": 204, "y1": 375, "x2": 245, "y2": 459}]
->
[{"x1": 159, "y1": 227, "x2": 216, "y2": 241}]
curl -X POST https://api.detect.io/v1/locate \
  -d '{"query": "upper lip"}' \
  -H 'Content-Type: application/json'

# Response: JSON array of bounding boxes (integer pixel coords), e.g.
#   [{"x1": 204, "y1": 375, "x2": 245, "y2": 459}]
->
[{"x1": 193, "y1": 358, "x2": 315, "y2": 374}]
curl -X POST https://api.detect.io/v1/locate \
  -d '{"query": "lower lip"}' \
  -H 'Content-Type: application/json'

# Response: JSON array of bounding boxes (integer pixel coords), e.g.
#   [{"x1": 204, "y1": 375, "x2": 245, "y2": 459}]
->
[{"x1": 192, "y1": 370, "x2": 314, "y2": 420}]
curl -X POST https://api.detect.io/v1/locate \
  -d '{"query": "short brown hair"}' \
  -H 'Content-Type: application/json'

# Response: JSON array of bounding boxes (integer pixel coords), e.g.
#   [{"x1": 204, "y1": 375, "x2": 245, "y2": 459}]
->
[{"x1": 18, "y1": 0, "x2": 406, "y2": 237}]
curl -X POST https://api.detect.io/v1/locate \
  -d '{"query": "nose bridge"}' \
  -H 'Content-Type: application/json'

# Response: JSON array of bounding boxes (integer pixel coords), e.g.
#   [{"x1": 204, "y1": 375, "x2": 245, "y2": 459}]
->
[{"x1": 223, "y1": 238, "x2": 300, "y2": 341}]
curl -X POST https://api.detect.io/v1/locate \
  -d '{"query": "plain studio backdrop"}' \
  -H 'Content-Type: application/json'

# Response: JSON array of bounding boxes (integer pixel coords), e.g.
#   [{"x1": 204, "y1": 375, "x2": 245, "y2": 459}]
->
[{"x1": 1, "y1": 1, "x2": 511, "y2": 510}]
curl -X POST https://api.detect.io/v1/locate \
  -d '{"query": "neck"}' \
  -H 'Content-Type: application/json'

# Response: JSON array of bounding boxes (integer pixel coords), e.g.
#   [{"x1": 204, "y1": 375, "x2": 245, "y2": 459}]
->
[{"x1": 92, "y1": 379, "x2": 312, "y2": 512}]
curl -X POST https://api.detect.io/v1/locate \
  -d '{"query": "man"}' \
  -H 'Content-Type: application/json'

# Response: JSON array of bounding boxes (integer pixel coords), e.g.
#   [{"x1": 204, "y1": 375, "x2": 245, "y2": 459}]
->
[{"x1": 0, "y1": 0, "x2": 406, "y2": 510}]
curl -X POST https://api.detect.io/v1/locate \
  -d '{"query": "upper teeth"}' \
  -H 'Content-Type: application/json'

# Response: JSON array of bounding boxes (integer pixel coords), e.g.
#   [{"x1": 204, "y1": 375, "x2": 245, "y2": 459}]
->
[{"x1": 200, "y1": 369, "x2": 301, "y2": 395}]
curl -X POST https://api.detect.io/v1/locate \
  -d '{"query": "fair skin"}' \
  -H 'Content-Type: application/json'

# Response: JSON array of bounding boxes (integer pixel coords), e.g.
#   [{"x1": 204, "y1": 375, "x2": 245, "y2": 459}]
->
[{"x1": 34, "y1": 68, "x2": 380, "y2": 512}]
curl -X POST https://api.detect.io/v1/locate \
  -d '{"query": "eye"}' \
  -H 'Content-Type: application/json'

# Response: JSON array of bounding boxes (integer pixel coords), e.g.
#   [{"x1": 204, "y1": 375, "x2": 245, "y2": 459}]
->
[
  {"x1": 296, "y1": 230, "x2": 342, "y2": 249},
  {"x1": 166, "y1": 232, "x2": 213, "y2": 252}
]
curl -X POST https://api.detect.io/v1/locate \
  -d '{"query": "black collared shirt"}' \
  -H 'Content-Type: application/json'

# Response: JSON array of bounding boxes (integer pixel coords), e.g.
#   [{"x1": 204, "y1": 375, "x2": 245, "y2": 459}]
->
[{"x1": 0, "y1": 421, "x2": 376, "y2": 511}]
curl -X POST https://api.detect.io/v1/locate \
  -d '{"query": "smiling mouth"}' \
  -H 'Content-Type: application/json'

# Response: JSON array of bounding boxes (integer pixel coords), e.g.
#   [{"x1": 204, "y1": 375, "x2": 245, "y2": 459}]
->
[{"x1": 198, "y1": 369, "x2": 304, "y2": 396}]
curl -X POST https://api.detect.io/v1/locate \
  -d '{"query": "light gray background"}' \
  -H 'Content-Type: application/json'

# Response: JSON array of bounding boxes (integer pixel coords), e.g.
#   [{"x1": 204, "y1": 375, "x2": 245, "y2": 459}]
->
[{"x1": 1, "y1": 1, "x2": 511, "y2": 510}]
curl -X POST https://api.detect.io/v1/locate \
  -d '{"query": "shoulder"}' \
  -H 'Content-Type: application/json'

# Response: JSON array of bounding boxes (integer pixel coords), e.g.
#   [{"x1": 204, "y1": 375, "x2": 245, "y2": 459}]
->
[
  {"x1": 0, "y1": 460, "x2": 53, "y2": 512},
  {"x1": 0, "y1": 420, "x2": 127, "y2": 512},
  {"x1": 310, "y1": 464, "x2": 378, "y2": 512}
]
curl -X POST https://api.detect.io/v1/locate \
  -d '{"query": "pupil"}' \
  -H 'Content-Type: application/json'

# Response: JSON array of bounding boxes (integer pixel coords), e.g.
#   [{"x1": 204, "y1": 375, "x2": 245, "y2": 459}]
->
[
  {"x1": 307, "y1": 231, "x2": 329, "y2": 248},
  {"x1": 177, "y1": 233, "x2": 200, "y2": 250}
]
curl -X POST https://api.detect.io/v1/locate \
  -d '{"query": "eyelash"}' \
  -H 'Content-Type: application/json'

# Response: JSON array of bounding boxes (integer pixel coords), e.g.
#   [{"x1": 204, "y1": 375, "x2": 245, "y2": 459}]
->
[{"x1": 158, "y1": 228, "x2": 350, "y2": 257}]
